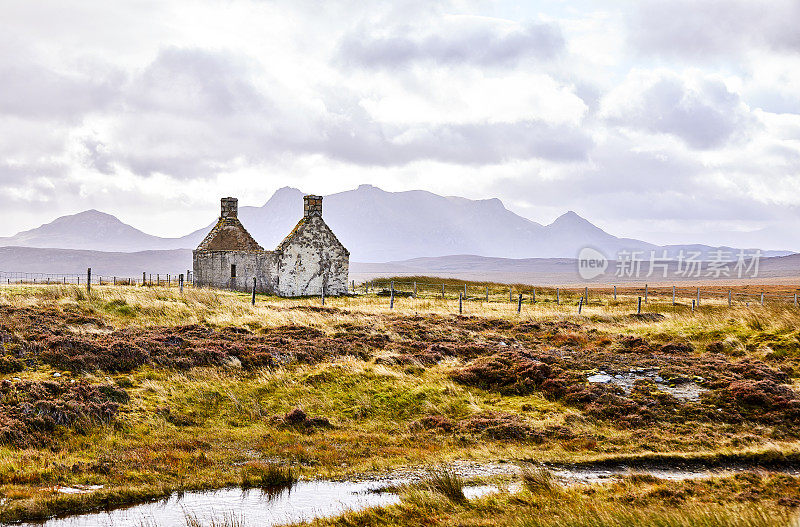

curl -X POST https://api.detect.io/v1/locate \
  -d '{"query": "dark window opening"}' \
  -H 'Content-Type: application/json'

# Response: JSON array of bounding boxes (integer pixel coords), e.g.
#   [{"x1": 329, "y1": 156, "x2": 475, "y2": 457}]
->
[{"x1": 231, "y1": 264, "x2": 237, "y2": 278}]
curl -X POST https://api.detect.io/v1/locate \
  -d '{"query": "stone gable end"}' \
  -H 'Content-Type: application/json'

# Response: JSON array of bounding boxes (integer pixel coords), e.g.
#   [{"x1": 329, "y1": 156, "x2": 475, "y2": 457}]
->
[{"x1": 193, "y1": 195, "x2": 349, "y2": 296}]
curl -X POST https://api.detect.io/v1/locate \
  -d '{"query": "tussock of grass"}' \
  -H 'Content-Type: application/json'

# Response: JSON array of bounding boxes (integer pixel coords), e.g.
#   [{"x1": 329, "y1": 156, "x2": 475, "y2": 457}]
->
[
  {"x1": 240, "y1": 462, "x2": 295, "y2": 489},
  {"x1": 421, "y1": 467, "x2": 467, "y2": 504},
  {"x1": 184, "y1": 513, "x2": 245, "y2": 527},
  {"x1": 520, "y1": 464, "x2": 556, "y2": 494}
]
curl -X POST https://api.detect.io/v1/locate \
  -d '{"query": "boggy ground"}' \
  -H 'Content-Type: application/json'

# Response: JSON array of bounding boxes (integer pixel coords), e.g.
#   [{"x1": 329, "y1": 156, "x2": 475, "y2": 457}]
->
[{"x1": 1, "y1": 283, "x2": 800, "y2": 524}]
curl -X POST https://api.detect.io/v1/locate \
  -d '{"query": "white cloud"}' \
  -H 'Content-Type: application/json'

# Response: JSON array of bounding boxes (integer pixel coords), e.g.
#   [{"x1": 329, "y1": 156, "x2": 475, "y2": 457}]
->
[
  {"x1": 600, "y1": 70, "x2": 755, "y2": 149},
  {"x1": 338, "y1": 15, "x2": 565, "y2": 68},
  {"x1": 629, "y1": 0, "x2": 800, "y2": 59},
  {"x1": 0, "y1": 0, "x2": 798, "y2": 250},
  {"x1": 358, "y1": 69, "x2": 587, "y2": 125}
]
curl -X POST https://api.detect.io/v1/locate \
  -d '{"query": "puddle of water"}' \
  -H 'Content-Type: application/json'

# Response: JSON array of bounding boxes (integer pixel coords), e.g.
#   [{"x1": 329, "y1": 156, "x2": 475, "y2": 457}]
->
[
  {"x1": 587, "y1": 368, "x2": 706, "y2": 402},
  {"x1": 54, "y1": 485, "x2": 104, "y2": 495},
  {"x1": 548, "y1": 464, "x2": 800, "y2": 486},
  {"x1": 15, "y1": 480, "x2": 497, "y2": 527},
  {"x1": 14, "y1": 460, "x2": 798, "y2": 527}
]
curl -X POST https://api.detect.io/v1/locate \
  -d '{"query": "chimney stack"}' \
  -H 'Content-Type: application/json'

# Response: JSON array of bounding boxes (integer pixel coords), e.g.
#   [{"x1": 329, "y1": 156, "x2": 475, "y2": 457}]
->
[
  {"x1": 304, "y1": 195, "x2": 323, "y2": 218},
  {"x1": 221, "y1": 197, "x2": 238, "y2": 219}
]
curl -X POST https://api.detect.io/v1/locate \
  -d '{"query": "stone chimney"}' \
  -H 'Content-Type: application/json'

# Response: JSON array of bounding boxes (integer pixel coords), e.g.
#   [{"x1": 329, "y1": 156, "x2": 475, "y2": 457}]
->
[
  {"x1": 221, "y1": 197, "x2": 238, "y2": 218},
  {"x1": 303, "y1": 195, "x2": 323, "y2": 218}
]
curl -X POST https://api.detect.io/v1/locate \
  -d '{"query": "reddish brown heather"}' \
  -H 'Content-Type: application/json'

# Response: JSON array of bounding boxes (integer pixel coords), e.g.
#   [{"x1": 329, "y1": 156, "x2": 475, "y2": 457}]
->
[{"x1": 0, "y1": 380, "x2": 127, "y2": 448}]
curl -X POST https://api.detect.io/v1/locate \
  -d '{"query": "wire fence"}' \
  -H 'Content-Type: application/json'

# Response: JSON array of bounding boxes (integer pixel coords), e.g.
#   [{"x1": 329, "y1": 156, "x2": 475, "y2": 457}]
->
[
  {"x1": 0, "y1": 270, "x2": 194, "y2": 287},
  {"x1": 2, "y1": 268, "x2": 799, "y2": 311},
  {"x1": 357, "y1": 279, "x2": 800, "y2": 310}
]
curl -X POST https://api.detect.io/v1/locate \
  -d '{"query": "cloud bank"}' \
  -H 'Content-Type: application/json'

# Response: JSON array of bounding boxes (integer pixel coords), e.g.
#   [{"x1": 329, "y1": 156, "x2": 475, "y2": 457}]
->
[{"x1": 0, "y1": 0, "x2": 798, "y2": 251}]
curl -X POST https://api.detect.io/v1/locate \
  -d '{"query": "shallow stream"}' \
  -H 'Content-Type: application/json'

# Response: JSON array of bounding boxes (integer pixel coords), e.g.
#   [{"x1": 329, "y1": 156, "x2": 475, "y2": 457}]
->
[{"x1": 12, "y1": 461, "x2": 800, "y2": 527}]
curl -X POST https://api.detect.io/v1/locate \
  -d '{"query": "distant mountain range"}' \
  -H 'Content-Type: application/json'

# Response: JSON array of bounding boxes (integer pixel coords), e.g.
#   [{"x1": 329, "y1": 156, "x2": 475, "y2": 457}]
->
[
  {"x1": 0, "y1": 185, "x2": 793, "y2": 264},
  {"x1": 0, "y1": 247, "x2": 192, "y2": 276},
  {"x1": 1, "y1": 247, "x2": 796, "y2": 285},
  {"x1": 351, "y1": 253, "x2": 800, "y2": 285}
]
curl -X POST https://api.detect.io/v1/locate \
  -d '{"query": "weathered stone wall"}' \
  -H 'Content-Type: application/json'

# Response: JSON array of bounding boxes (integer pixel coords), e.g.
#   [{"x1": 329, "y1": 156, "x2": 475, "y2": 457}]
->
[
  {"x1": 303, "y1": 195, "x2": 323, "y2": 218},
  {"x1": 193, "y1": 194, "x2": 349, "y2": 297},
  {"x1": 274, "y1": 215, "x2": 349, "y2": 296},
  {"x1": 193, "y1": 250, "x2": 277, "y2": 294},
  {"x1": 220, "y1": 197, "x2": 238, "y2": 218}
]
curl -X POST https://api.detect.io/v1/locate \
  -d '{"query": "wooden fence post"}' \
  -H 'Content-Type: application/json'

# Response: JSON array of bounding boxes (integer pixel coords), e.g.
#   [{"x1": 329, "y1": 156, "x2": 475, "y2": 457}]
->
[
  {"x1": 459, "y1": 292, "x2": 463, "y2": 314},
  {"x1": 728, "y1": 290, "x2": 732, "y2": 307},
  {"x1": 532, "y1": 288, "x2": 535, "y2": 304},
  {"x1": 578, "y1": 296, "x2": 584, "y2": 314},
  {"x1": 795, "y1": 293, "x2": 798, "y2": 307},
  {"x1": 637, "y1": 296, "x2": 641, "y2": 315},
  {"x1": 442, "y1": 284, "x2": 445, "y2": 298},
  {"x1": 464, "y1": 284, "x2": 467, "y2": 298},
  {"x1": 696, "y1": 287, "x2": 700, "y2": 307},
  {"x1": 321, "y1": 284, "x2": 325, "y2": 306},
  {"x1": 517, "y1": 294, "x2": 522, "y2": 314},
  {"x1": 251, "y1": 277, "x2": 257, "y2": 306},
  {"x1": 180, "y1": 274, "x2": 184, "y2": 294},
  {"x1": 390, "y1": 280, "x2": 394, "y2": 293},
  {"x1": 613, "y1": 285, "x2": 617, "y2": 301},
  {"x1": 86, "y1": 268, "x2": 91, "y2": 293},
  {"x1": 556, "y1": 288, "x2": 560, "y2": 305},
  {"x1": 485, "y1": 286, "x2": 489, "y2": 302},
  {"x1": 692, "y1": 299, "x2": 696, "y2": 313},
  {"x1": 672, "y1": 285, "x2": 676, "y2": 305},
  {"x1": 584, "y1": 286, "x2": 588, "y2": 303},
  {"x1": 390, "y1": 288, "x2": 394, "y2": 309},
  {"x1": 761, "y1": 292, "x2": 764, "y2": 305},
  {"x1": 644, "y1": 284, "x2": 648, "y2": 304},
  {"x1": 414, "y1": 282, "x2": 417, "y2": 298}
]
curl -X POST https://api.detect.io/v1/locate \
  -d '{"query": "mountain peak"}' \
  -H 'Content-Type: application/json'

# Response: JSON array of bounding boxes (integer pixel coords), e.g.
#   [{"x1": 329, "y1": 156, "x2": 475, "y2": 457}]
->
[
  {"x1": 274, "y1": 186, "x2": 303, "y2": 194},
  {"x1": 69, "y1": 209, "x2": 120, "y2": 220},
  {"x1": 355, "y1": 184, "x2": 385, "y2": 193},
  {"x1": 552, "y1": 210, "x2": 589, "y2": 225},
  {"x1": 263, "y1": 187, "x2": 305, "y2": 207}
]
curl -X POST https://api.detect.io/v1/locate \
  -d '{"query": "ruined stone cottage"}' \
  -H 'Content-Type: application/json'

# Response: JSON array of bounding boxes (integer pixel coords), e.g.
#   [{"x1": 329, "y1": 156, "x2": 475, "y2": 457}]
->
[{"x1": 193, "y1": 195, "x2": 349, "y2": 296}]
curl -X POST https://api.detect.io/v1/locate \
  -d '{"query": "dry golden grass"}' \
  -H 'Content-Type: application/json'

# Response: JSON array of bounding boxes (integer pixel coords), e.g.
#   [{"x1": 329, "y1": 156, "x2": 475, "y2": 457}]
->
[
  {"x1": 2, "y1": 281, "x2": 798, "y2": 329},
  {"x1": 2, "y1": 281, "x2": 800, "y2": 523}
]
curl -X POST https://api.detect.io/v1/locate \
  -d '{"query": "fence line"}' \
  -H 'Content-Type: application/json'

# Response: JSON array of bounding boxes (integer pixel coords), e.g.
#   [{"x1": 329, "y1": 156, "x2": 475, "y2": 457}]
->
[
  {"x1": 0, "y1": 269, "x2": 194, "y2": 287},
  {"x1": 1, "y1": 268, "x2": 798, "y2": 310},
  {"x1": 358, "y1": 279, "x2": 800, "y2": 307}
]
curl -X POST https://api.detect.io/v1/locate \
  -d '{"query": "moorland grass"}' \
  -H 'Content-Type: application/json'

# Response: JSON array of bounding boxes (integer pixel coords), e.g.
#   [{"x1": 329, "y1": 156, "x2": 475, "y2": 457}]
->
[{"x1": 1, "y1": 283, "x2": 800, "y2": 523}]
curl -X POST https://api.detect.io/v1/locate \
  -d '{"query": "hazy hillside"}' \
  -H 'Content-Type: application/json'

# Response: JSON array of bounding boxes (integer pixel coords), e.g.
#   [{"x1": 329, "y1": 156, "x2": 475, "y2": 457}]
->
[
  {"x1": 351, "y1": 253, "x2": 800, "y2": 286},
  {"x1": 0, "y1": 247, "x2": 192, "y2": 276},
  {"x1": 0, "y1": 210, "x2": 188, "y2": 252},
  {"x1": 179, "y1": 185, "x2": 791, "y2": 262},
  {"x1": 0, "y1": 185, "x2": 794, "y2": 262}
]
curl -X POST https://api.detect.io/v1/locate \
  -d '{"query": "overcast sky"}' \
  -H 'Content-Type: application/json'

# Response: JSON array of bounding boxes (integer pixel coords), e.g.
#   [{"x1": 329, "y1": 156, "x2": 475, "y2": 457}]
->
[{"x1": 2, "y1": 0, "x2": 799, "y2": 249}]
